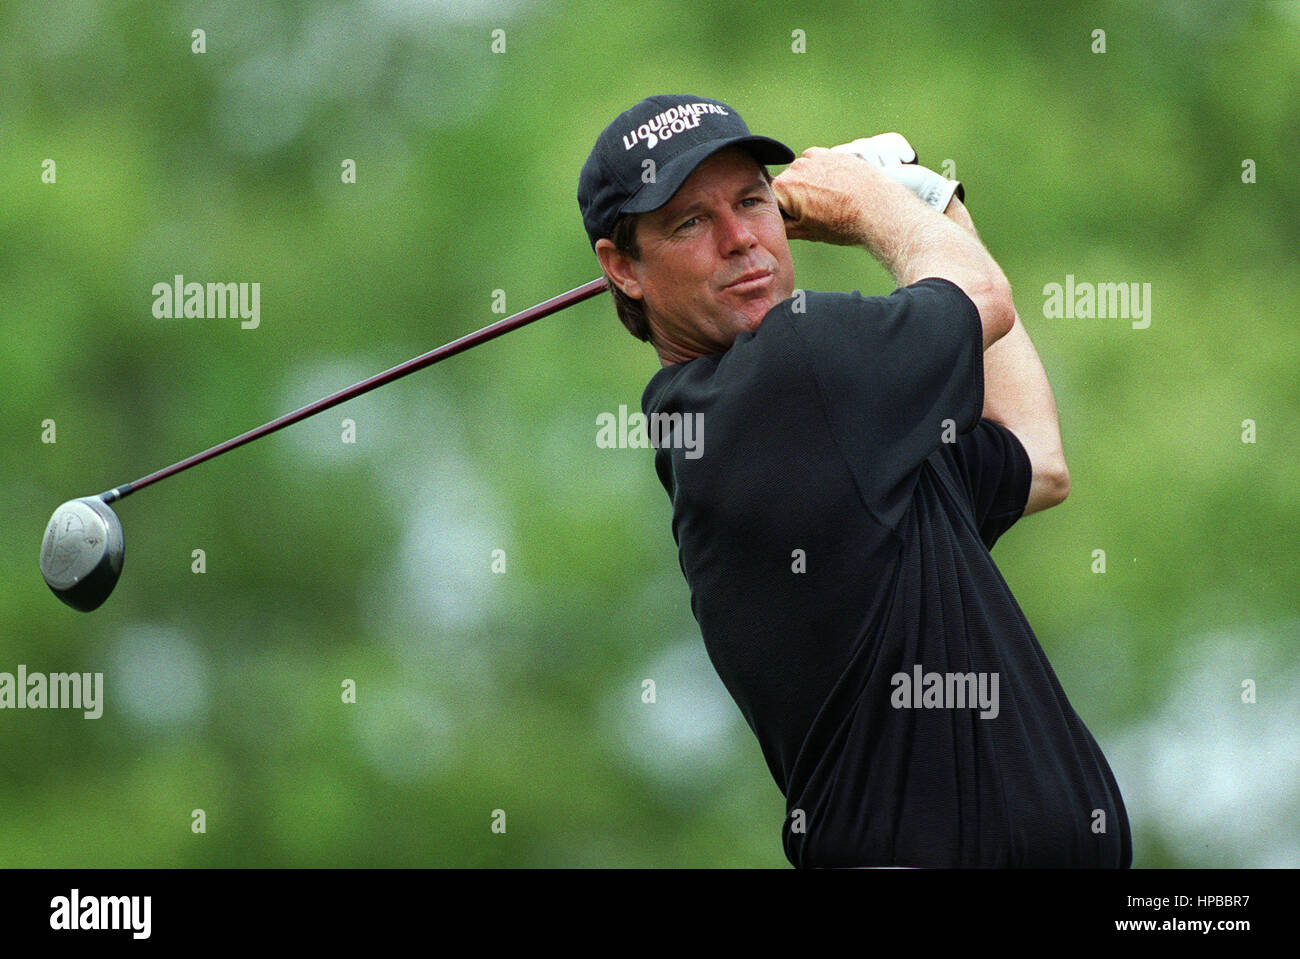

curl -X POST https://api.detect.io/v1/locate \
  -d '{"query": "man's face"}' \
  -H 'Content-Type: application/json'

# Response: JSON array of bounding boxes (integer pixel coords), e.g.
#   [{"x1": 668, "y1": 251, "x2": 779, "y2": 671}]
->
[{"x1": 615, "y1": 147, "x2": 795, "y2": 361}]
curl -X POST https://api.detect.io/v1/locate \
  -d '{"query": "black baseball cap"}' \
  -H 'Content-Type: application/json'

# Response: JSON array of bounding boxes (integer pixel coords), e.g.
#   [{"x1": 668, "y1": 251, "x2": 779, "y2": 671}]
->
[{"x1": 578, "y1": 95, "x2": 795, "y2": 248}]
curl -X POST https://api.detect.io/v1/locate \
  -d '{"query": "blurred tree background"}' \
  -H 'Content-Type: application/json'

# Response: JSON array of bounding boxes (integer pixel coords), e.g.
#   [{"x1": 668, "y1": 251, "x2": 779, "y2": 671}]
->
[{"x1": 1, "y1": 0, "x2": 1296, "y2": 867}]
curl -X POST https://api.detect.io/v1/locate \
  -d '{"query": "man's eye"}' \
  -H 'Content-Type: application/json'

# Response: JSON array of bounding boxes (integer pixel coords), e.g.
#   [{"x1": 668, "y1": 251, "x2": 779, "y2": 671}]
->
[
  {"x1": 741, "y1": 196, "x2": 766, "y2": 208},
  {"x1": 677, "y1": 216, "x2": 700, "y2": 231}
]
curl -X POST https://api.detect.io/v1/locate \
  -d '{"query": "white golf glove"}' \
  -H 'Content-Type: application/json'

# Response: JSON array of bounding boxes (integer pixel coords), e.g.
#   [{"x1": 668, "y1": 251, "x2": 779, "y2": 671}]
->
[
  {"x1": 831, "y1": 133, "x2": 965, "y2": 212},
  {"x1": 832, "y1": 132, "x2": 918, "y2": 167}
]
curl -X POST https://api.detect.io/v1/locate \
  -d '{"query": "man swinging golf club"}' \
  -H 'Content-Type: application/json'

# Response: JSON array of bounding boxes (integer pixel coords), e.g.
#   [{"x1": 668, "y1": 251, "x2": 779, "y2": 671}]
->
[{"x1": 579, "y1": 94, "x2": 1131, "y2": 868}]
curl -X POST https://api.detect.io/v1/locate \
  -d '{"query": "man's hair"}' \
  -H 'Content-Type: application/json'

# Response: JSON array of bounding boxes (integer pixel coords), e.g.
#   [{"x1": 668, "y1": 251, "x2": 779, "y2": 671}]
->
[
  {"x1": 607, "y1": 212, "x2": 650, "y2": 341},
  {"x1": 605, "y1": 163, "x2": 774, "y2": 344}
]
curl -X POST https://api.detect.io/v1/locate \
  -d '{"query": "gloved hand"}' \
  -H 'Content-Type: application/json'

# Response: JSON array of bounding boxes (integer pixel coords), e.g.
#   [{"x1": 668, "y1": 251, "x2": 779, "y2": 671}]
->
[
  {"x1": 831, "y1": 132, "x2": 918, "y2": 167},
  {"x1": 830, "y1": 133, "x2": 965, "y2": 212}
]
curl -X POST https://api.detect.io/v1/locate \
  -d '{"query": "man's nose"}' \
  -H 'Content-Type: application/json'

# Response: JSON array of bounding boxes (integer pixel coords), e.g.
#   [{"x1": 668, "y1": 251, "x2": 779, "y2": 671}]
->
[{"x1": 716, "y1": 210, "x2": 757, "y2": 254}]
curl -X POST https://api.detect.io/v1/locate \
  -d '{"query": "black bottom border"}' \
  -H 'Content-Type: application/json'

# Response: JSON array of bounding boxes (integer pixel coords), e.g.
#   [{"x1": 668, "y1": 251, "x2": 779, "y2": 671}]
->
[{"x1": 0, "y1": 866, "x2": 1288, "y2": 946}]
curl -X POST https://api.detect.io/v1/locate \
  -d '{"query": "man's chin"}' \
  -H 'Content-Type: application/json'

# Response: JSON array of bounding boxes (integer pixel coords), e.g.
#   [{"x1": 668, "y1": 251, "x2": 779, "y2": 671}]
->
[{"x1": 736, "y1": 297, "x2": 781, "y2": 332}]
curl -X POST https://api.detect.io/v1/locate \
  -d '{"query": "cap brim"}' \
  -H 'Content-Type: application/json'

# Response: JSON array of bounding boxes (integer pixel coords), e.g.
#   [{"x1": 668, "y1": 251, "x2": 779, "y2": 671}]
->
[{"x1": 620, "y1": 135, "x2": 796, "y2": 218}]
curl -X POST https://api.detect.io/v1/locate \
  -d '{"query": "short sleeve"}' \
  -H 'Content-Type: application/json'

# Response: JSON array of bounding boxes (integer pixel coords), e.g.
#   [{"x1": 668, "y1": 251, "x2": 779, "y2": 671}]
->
[
  {"x1": 947, "y1": 418, "x2": 1032, "y2": 549},
  {"x1": 786, "y1": 277, "x2": 984, "y2": 531}
]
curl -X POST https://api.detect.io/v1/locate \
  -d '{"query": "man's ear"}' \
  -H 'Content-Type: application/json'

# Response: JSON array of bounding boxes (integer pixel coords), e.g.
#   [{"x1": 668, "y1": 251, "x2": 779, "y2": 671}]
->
[{"x1": 595, "y1": 238, "x2": 644, "y2": 300}]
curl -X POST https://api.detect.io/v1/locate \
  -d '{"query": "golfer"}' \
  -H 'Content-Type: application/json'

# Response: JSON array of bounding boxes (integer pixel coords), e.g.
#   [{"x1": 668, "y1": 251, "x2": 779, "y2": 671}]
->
[{"x1": 578, "y1": 95, "x2": 1131, "y2": 868}]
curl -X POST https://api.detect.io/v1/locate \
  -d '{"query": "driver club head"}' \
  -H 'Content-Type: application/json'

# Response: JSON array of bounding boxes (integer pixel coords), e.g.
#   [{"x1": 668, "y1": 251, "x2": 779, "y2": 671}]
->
[{"x1": 40, "y1": 496, "x2": 125, "y2": 612}]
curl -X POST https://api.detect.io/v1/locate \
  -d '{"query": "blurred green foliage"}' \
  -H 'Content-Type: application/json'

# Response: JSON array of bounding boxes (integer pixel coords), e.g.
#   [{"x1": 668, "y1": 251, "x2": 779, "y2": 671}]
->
[{"x1": 1, "y1": 0, "x2": 1296, "y2": 867}]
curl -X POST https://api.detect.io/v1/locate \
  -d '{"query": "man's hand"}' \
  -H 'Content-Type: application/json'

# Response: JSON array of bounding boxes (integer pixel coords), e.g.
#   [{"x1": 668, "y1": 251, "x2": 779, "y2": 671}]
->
[
  {"x1": 771, "y1": 147, "x2": 913, "y2": 245},
  {"x1": 831, "y1": 133, "x2": 964, "y2": 213}
]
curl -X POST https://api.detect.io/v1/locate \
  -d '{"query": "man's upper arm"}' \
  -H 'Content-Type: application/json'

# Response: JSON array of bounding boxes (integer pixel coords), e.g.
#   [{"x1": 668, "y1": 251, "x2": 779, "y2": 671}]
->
[
  {"x1": 947, "y1": 419, "x2": 1033, "y2": 549},
  {"x1": 789, "y1": 279, "x2": 984, "y2": 531}
]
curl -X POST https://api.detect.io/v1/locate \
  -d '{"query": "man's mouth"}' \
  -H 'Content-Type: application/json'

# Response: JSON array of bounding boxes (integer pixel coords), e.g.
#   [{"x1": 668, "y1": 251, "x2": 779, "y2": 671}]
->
[{"x1": 724, "y1": 270, "x2": 774, "y2": 293}]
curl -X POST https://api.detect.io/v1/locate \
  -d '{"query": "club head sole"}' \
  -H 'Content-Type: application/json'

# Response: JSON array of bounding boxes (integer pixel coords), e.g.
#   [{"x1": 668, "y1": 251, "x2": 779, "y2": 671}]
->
[{"x1": 41, "y1": 497, "x2": 125, "y2": 613}]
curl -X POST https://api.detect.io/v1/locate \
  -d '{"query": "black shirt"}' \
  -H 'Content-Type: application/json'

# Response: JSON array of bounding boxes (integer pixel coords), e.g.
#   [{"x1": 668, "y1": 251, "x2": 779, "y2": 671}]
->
[{"x1": 642, "y1": 277, "x2": 1131, "y2": 868}]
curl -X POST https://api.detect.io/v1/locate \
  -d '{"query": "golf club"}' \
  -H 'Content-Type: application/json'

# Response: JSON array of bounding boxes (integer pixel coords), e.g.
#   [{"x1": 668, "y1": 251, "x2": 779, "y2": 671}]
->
[{"x1": 40, "y1": 276, "x2": 610, "y2": 612}]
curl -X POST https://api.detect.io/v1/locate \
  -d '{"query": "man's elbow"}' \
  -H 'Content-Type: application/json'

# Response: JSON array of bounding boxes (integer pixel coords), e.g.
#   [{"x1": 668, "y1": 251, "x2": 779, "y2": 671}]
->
[
  {"x1": 1041, "y1": 462, "x2": 1071, "y2": 509},
  {"x1": 1021, "y1": 458, "x2": 1070, "y2": 516},
  {"x1": 1050, "y1": 464, "x2": 1070, "y2": 505}
]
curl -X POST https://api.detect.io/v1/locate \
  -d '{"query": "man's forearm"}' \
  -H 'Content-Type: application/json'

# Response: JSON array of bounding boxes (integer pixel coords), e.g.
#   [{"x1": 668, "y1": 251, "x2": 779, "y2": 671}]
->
[
  {"x1": 979, "y1": 311, "x2": 1064, "y2": 446},
  {"x1": 848, "y1": 171, "x2": 1014, "y2": 351},
  {"x1": 943, "y1": 197, "x2": 1068, "y2": 499},
  {"x1": 771, "y1": 150, "x2": 1013, "y2": 349}
]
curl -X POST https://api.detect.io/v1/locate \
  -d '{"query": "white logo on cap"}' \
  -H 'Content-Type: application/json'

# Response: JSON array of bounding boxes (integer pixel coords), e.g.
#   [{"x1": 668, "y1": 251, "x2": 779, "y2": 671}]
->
[{"x1": 622, "y1": 102, "x2": 729, "y2": 151}]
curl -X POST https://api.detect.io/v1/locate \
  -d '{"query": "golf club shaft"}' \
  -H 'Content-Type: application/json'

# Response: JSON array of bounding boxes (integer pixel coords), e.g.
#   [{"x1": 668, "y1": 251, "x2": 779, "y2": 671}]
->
[{"x1": 98, "y1": 277, "x2": 610, "y2": 504}]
